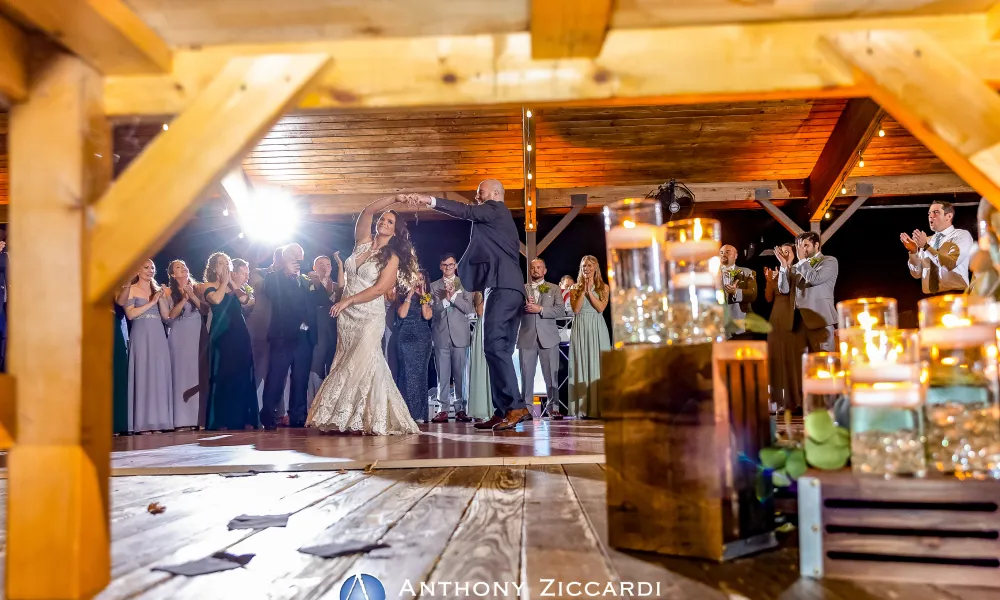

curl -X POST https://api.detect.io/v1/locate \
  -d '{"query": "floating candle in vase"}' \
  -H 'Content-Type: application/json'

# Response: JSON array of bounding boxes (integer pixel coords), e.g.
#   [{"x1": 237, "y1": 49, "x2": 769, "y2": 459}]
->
[{"x1": 606, "y1": 221, "x2": 661, "y2": 249}]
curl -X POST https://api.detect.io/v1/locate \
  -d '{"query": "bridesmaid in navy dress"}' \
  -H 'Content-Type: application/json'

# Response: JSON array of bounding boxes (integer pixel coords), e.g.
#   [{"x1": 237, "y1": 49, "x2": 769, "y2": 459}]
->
[
  {"x1": 125, "y1": 259, "x2": 174, "y2": 433},
  {"x1": 203, "y1": 252, "x2": 259, "y2": 430},
  {"x1": 394, "y1": 269, "x2": 433, "y2": 422}
]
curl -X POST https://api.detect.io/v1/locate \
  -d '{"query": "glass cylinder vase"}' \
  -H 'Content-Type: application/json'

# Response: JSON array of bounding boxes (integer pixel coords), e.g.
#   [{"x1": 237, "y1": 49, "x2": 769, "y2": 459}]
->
[
  {"x1": 845, "y1": 329, "x2": 926, "y2": 479},
  {"x1": 663, "y1": 218, "x2": 723, "y2": 345},
  {"x1": 918, "y1": 295, "x2": 1000, "y2": 479},
  {"x1": 803, "y1": 352, "x2": 848, "y2": 426},
  {"x1": 603, "y1": 199, "x2": 666, "y2": 347},
  {"x1": 837, "y1": 297, "x2": 899, "y2": 332}
]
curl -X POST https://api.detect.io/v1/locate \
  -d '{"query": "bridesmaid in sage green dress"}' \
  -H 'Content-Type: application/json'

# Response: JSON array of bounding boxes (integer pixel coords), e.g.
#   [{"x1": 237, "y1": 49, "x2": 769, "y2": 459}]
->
[
  {"x1": 113, "y1": 289, "x2": 131, "y2": 434},
  {"x1": 568, "y1": 255, "x2": 610, "y2": 418},
  {"x1": 467, "y1": 291, "x2": 493, "y2": 420}
]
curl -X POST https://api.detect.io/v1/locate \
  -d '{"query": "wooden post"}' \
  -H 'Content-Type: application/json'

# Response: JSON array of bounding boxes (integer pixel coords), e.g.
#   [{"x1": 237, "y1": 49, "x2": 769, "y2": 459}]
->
[
  {"x1": 523, "y1": 106, "x2": 537, "y2": 278},
  {"x1": 6, "y1": 47, "x2": 113, "y2": 599}
]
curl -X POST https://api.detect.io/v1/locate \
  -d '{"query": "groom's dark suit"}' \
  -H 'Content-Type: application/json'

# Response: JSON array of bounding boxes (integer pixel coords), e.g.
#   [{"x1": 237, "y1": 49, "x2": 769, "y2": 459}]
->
[{"x1": 430, "y1": 197, "x2": 525, "y2": 418}]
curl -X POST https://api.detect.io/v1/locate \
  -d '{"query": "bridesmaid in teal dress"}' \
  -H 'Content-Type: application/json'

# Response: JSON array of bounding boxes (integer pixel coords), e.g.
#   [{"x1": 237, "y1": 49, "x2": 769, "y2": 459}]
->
[
  {"x1": 568, "y1": 255, "x2": 610, "y2": 418},
  {"x1": 203, "y1": 253, "x2": 259, "y2": 430},
  {"x1": 467, "y1": 291, "x2": 493, "y2": 420}
]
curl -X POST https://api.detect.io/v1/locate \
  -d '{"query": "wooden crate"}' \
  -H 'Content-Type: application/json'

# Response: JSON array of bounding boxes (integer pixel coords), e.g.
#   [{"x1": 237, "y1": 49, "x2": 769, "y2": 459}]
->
[
  {"x1": 602, "y1": 341, "x2": 776, "y2": 561},
  {"x1": 799, "y1": 469, "x2": 1000, "y2": 588}
]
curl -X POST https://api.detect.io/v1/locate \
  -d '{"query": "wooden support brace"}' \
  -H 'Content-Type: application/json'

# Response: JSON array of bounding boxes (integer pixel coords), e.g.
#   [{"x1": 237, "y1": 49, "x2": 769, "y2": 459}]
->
[
  {"x1": 820, "y1": 30, "x2": 1000, "y2": 211},
  {"x1": 0, "y1": 0, "x2": 172, "y2": 74},
  {"x1": 0, "y1": 373, "x2": 13, "y2": 449},
  {"x1": 988, "y1": 3, "x2": 1000, "y2": 40},
  {"x1": 86, "y1": 53, "x2": 330, "y2": 303},
  {"x1": 7, "y1": 47, "x2": 113, "y2": 600},
  {"x1": 821, "y1": 185, "x2": 871, "y2": 245},
  {"x1": 0, "y1": 15, "x2": 26, "y2": 103},
  {"x1": 755, "y1": 189, "x2": 804, "y2": 236},
  {"x1": 530, "y1": 0, "x2": 614, "y2": 59},
  {"x1": 520, "y1": 241, "x2": 528, "y2": 258},
  {"x1": 537, "y1": 194, "x2": 587, "y2": 255}
]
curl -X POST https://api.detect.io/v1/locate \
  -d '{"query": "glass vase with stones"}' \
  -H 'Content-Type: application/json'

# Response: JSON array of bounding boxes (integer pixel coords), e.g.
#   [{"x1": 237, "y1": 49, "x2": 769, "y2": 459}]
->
[
  {"x1": 663, "y1": 218, "x2": 723, "y2": 345},
  {"x1": 846, "y1": 328, "x2": 927, "y2": 479},
  {"x1": 603, "y1": 199, "x2": 667, "y2": 347},
  {"x1": 919, "y1": 295, "x2": 1000, "y2": 479}
]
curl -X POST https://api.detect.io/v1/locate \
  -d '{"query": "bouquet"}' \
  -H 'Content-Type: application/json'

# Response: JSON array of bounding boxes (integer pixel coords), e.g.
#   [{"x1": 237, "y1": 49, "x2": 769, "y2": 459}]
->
[{"x1": 419, "y1": 292, "x2": 432, "y2": 305}]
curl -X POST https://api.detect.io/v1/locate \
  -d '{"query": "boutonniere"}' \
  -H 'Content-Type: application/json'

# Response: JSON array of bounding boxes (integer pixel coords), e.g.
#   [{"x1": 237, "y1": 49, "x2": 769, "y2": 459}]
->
[
  {"x1": 538, "y1": 283, "x2": 551, "y2": 294},
  {"x1": 452, "y1": 279, "x2": 464, "y2": 292},
  {"x1": 419, "y1": 293, "x2": 432, "y2": 305},
  {"x1": 726, "y1": 267, "x2": 741, "y2": 280},
  {"x1": 244, "y1": 284, "x2": 254, "y2": 294},
  {"x1": 298, "y1": 274, "x2": 310, "y2": 285},
  {"x1": 808, "y1": 256, "x2": 823, "y2": 268}
]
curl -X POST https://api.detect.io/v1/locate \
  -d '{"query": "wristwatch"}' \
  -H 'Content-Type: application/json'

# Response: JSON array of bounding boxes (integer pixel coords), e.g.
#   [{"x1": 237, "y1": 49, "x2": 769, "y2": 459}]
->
[{"x1": 922, "y1": 242, "x2": 931, "y2": 251}]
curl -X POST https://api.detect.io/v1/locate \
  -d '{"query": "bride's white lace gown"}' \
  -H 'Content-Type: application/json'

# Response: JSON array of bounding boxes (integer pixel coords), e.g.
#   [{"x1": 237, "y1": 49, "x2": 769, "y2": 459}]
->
[{"x1": 306, "y1": 241, "x2": 420, "y2": 435}]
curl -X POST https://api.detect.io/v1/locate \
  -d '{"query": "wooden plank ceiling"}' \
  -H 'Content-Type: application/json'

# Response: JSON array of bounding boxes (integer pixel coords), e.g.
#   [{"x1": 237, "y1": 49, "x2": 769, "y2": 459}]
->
[{"x1": 121, "y1": 0, "x2": 995, "y2": 47}]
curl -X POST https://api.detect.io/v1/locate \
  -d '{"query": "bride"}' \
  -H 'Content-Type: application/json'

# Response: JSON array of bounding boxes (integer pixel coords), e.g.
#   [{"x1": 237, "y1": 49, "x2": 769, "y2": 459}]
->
[{"x1": 306, "y1": 195, "x2": 420, "y2": 435}]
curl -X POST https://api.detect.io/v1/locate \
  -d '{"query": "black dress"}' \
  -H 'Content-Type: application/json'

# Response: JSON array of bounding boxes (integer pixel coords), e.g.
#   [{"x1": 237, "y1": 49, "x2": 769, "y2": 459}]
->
[
  {"x1": 394, "y1": 299, "x2": 433, "y2": 422},
  {"x1": 206, "y1": 288, "x2": 259, "y2": 430}
]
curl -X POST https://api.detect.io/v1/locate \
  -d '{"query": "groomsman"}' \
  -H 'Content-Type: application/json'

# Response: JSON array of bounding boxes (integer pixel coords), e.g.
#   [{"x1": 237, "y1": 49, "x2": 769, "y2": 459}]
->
[
  {"x1": 900, "y1": 201, "x2": 975, "y2": 295},
  {"x1": 430, "y1": 253, "x2": 475, "y2": 423},
  {"x1": 777, "y1": 232, "x2": 839, "y2": 352},
  {"x1": 719, "y1": 244, "x2": 758, "y2": 339},
  {"x1": 518, "y1": 259, "x2": 566, "y2": 417}
]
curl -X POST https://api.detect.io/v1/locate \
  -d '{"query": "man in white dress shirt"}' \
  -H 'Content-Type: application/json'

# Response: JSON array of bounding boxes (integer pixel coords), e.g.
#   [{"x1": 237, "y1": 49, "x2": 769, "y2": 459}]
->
[{"x1": 900, "y1": 201, "x2": 976, "y2": 296}]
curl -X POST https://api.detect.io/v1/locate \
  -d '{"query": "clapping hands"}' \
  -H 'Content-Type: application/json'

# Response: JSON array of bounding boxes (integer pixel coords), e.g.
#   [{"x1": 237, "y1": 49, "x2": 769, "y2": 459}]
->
[
  {"x1": 773, "y1": 246, "x2": 794, "y2": 268},
  {"x1": 911, "y1": 229, "x2": 929, "y2": 248}
]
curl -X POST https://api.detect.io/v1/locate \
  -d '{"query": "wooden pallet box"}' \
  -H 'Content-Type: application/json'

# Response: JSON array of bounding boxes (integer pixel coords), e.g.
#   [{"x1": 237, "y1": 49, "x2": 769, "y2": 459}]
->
[
  {"x1": 799, "y1": 470, "x2": 1000, "y2": 588},
  {"x1": 602, "y1": 341, "x2": 776, "y2": 561}
]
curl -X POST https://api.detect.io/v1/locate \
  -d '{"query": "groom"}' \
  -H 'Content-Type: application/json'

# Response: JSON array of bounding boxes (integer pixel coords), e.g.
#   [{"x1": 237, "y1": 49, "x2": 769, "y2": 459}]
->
[{"x1": 409, "y1": 181, "x2": 528, "y2": 431}]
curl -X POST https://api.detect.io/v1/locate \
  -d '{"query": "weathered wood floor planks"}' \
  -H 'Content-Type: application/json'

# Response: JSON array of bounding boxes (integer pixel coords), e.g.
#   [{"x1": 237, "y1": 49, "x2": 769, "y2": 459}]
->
[{"x1": 0, "y1": 465, "x2": 995, "y2": 599}]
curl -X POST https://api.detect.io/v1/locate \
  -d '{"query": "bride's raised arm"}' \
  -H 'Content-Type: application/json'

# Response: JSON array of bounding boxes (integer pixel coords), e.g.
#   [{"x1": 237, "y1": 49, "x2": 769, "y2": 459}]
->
[
  {"x1": 355, "y1": 194, "x2": 405, "y2": 246},
  {"x1": 331, "y1": 254, "x2": 400, "y2": 317}
]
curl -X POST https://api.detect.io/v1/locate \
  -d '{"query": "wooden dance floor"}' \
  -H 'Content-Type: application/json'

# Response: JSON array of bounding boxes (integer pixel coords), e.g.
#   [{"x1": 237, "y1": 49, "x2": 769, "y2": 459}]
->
[{"x1": 110, "y1": 420, "x2": 605, "y2": 475}]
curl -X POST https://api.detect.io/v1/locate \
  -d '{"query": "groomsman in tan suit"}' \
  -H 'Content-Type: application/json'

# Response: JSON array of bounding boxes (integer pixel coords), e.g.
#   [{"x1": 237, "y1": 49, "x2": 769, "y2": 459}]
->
[{"x1": 900, "y1": 201, "x2": 976, "y2": 296}]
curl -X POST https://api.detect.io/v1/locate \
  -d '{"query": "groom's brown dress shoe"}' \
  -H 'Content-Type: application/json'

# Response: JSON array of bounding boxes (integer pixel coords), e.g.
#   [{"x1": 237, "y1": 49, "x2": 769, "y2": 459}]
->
[
  {"x1": 430, "y1": 411, "x2": 450, "y2": 423},
  {"x1": 493, "y1": 408, "x2": 531, "y2": 431},
  {"x1": 474, "y1": 414, "x2": 503, "y2": 430},
  {"x1": 454, "y1": 411, "x2": 473, "y2": 423}
]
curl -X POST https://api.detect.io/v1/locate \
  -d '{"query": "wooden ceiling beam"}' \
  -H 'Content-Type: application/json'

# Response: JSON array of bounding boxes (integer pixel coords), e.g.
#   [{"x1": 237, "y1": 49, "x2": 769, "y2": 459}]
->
[
  {"x1": 988, "y1": 2, "x2": 1000, "y2": 39},
  {"x1": 530, "y1": 0, "x2": 614, "y2": 59},
  {"x1": 87, "y1": 54, "x2": 330, "y2": 303},
  {"x1": 820, "y1": 30, "x2": 1000, "y2": 211},
  {"x1": 806, "y1": 98, "x2": 884, "y2": 221},
  {"x1": 0, "y1": 0, "x2": 172, "y2": 74},
  {"x1": 103, "y1": 13, "x2": 1000, "y2": 117},
  {"x1": 0, "y1": 15, "x2": 26, "y2": 103}
]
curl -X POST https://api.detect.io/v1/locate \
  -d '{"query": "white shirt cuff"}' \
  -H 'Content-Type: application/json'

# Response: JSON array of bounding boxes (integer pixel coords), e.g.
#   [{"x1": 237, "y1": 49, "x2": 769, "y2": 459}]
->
[
  {"x1": 442, "y1": 299, "x2": 451, "y2": 309},
  {"x1": 449, "y1": 291, "x2": 460, "y2": 303},
  {"x1": 429, "y1": 197, "x2": 437, "y2": 208}
]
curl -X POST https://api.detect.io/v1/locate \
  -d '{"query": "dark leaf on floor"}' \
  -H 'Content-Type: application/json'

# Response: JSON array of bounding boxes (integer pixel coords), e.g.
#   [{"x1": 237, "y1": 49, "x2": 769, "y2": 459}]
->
[
  {"x1": 298, "y1": 540, "x2": 390, "y2": 559},
  {"x1": 220, "y1": 470, "x2": 257, "y2": 478},
  {"x1": 152, "y1": 552, "x2": 255, "y2": 577},
  {"x1": 147, "y1": 502, "x2": 166, "y2": 515},
  {"x1": 227, "y1": 513, "x2": 292, "y2": 530}
]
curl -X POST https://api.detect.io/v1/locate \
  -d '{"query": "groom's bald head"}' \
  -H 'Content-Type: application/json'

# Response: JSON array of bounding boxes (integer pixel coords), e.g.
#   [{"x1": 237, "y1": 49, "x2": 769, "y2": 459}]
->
[{"x1": 475, "y1": 179, "x2": 504, "y2": 204}]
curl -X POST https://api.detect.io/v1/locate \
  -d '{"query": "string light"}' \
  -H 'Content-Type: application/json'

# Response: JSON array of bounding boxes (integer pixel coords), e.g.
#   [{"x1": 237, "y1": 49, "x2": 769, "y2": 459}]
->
[
  {"x1": 162, "y1": 123, "x2": 169, "y2": 131},
  {"x1": 527, "y1": 200, "x2": 532, "y2": 206},
  {"x1": 238, "y1": 232, "x2": 244, "y2": 239},
  {"x1": 842, "y1": 186, "x2": 848, "y2": 195},
  {"x1": 878, "y1": 122, "x2": 885, "y2": 137},
  {"x1": 526, "y1": 110, "x2": 532, "y2": 118},
  {"x1": 222, "y1": 208, "x2": 230, "y2": 217},
  {"x1": 526, "y1": 144, "x2": 532, "y2": 151},
  {"x1": 858, "y1": 153, "x2": 865, "y2": 168},
  {"x1": 527, "y1": 173, "x2": 532, "y2": 180},
  {"x1": 825, "y1": 212, "x2": 832, "y2": 220}
]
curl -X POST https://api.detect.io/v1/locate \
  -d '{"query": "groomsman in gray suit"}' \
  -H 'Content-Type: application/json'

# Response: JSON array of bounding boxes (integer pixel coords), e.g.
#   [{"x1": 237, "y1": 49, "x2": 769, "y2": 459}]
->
[
  {"x1": 777, "y1": 231, "x2": 839, "y2": 352},
  {"x1": 430, "y1": 253, "x2": 475, "y2": 423},
  {"x1": 518, "y1": 259, "x2": 566, "y2": 417}
]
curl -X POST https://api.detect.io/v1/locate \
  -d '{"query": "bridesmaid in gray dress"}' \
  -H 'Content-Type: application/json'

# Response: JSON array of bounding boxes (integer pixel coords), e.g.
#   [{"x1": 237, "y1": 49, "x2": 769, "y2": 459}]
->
[
  {"x1": 125, "y1": 259, "x2": 174, "y2": 433},
  {"x1": 165, "y1": 260, "x2": 203, "y2": 430},
  {"x1": 467, "y1": 292, "x2": 493, "y2": 420},
  {"x1": 764, "y1": 245, "x2": 807, "y2": 411}
]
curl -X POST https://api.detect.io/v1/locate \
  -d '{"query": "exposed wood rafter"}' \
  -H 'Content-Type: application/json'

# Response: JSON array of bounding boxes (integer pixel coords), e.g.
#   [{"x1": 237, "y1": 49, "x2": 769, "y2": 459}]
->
[
  {"x1": 755, "y1": 190, "x2": 805, "y2": 236},
  {"x1": 537, "y1": 194, "x2": 588, "y2": 255},
  {"x1": 806, "y1": 98, "x2": 884, "y2": 221},
  {"x1": 988, "y1": 2, "x2": 1000, "y2": 39},
  {"x1": 0, "y1": 15, "x2": 26, "y2": 103},
  {"x1": 821, "y1": 187, "x2": 871, "y2": 245},
  {"x1": 531, "y1": 0, "x2": 614, "y2": 59},
  {"x1": 820, "y1": 30, "x2": 1000, "y2": 210},
  {"x1": 103, "y1": 14, "x2": 1000, "y2": 116},
  {"x1": 87, "y1": 54, "x2": 331, "y2": 303}
]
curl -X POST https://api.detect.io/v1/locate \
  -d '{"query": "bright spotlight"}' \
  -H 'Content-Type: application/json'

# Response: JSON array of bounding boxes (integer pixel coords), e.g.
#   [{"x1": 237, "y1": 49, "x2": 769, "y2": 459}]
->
[
  {"x1": 238, "y1": 187, "x2": 299, "y2": 243},
  {"x1": 222, "y1": 208, "x2": 230, "y2": 217}
]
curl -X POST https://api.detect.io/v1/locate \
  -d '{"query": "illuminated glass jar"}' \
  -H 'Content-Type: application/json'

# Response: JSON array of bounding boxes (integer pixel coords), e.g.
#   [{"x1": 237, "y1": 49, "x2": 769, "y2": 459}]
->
[
  {"x1": 662, "y1": 218, "x2": 723, "y2": 345},
  {"x1": 918, "y1": 295, "x2": 1000, "y2": 479},
  {"x1": 837, "y1": 297, "x2": 898, "y2": 332},
  {"x1": 844, "y1": 328, "x2": 926, "y2": 478},
  {"x1": 803, "y1": 352, "x2": 847, "y2": 424},
  {"x1": 603, "y1": 199, "x2": 666, "y2": 347}
]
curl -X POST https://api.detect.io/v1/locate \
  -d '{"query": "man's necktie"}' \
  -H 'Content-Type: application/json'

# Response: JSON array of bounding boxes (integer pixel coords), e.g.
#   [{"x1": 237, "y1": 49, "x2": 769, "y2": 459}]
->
[{"x1": 928, "y1": 233, "x2": 943, "y2": 293}]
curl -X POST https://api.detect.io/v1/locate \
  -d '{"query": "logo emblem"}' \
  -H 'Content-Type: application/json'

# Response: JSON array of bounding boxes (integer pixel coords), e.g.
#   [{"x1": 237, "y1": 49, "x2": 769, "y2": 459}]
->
[{"x1": 340, "y1": 574, "x2": 386, "y2": 600}]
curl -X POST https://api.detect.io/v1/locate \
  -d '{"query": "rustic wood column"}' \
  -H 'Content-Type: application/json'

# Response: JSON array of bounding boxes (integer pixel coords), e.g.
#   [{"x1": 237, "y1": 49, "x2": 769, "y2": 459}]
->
[{"x1": 6, "y1": 47, "x2": 113, "y2": 599}]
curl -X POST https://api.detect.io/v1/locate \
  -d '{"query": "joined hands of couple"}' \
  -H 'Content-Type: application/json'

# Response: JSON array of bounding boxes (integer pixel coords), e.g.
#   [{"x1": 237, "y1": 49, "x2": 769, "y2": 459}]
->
[{"x1": 392, "y1": 193, "x2": 433, "y2": 208}]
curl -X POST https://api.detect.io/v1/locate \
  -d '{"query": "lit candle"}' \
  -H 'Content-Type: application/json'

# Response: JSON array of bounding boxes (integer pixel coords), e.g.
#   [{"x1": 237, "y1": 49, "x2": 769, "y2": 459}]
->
[
  {"x1": 851, "y1": 363, "x2": 918, "y2": 383},
  {"x1": 670, "y1": 271, "x2": 717, "y2": 288},
  {"x1": 664, "y1": 239, "x2": 720, "y2": 262},
  {"x1": 803, "y1": 376, "x2": 845, "y2": 395},
  {"x1": 852, "y1": 382, "x2": 922, "y2": 407},
  {"x1": 920, "y1": 325, "x2": 996, "y2": 349},
  {"x1": 606, "y1": 223, "x2": 660, "y2": 249}
]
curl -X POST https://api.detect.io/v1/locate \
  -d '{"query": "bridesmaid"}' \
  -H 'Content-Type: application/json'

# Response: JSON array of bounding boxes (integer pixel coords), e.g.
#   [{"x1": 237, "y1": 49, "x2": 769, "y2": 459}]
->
[
  {"x1": 567, "y1": 255, "x2": 610, "y2": 418},
  {"x1": 467, "y1": 291, "x2": 493, "y2": 420},
  {"x1": 394, "y1": 270, "x2": 433, "y2": 422},
  {"x1": 165, "y1": 260, "x2": 203, "y2": 430},
  {"x1": 203, "y1": 253, "x2": 259, "y2": 430},
  {"x1": 765, "y1": 243, "x2": 806, "y2": 411},
  {"x1": 125, "y1": 259, "x2": 174, "y2": 433},
  {"x1": 113, "y1": 286, "x2": 132, "y2": 435}
]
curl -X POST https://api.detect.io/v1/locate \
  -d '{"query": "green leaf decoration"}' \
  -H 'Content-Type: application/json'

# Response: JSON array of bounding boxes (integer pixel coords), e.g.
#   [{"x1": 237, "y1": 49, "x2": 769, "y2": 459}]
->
[
  {"x1": 776, "y1": 522, "x2": 796, "y2": 534},
  {"x1": 785, "y1": 448, "x2": 808, "y2": 478},
  {"x1": 772, "y1": 470, "x2": 792, "y2": 487},
  {"x1": 833, "y1": 426, "x2": 850, "y2": 447},
  {"x1": 805, "y1": 437, "x2": 851, "y2": 470},
  {"x1": 759, "y1": 447, "x2": 787, "y2": 470},
  {"x1": 805, "y1": 410, "x2": 836, "y2": 443},
  {"x1": 744, "y1": 313, "x2": 773, "y2": 334}
]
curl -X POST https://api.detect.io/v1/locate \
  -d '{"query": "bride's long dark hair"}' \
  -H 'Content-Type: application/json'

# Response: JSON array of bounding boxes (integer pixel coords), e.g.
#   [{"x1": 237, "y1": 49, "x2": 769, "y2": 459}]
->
[{"x1": 374, "y1": 209, "x2": 419, "y2": 292}]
